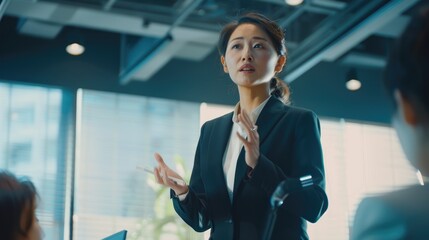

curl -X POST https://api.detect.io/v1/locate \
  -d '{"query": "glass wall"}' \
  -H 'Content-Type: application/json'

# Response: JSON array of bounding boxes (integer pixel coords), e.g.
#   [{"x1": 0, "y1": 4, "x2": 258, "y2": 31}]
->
[
  {"x1": 0, "y1": 82, "x2": 74, "y2": 240},
  {"x1": 0, "y1": 84, "x2": 418, "y2": 239},
  {"x1": 307, "y1": 119, "x2": 418, "y2": 239},
  {"x1": 73, "y1": 89, "x2": 204, "y2": 240}
]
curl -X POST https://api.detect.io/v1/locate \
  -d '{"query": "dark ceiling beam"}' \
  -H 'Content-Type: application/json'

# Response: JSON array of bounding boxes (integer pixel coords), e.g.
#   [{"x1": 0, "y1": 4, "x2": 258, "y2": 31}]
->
[
  {"x1": 5, "y1": 1, "x2": 217, "y2": 42},
  {"x1": 284, "y1": 0, "x2": 421, "y2": 83},
  {"x1": 340, "y1": 52, "x2": 386, "y2": 69},
  {"x1": 168, "y1": 0, "x2": 204, "y2": 34},
  {"x1": 278, "y1": 1, "x2": 309, "y2": 28},
  {"x1": 111, "y1": 2, "x2": 174, "y2": 16},
  {"x1": 311, "y1": 0, "x2": 346, "y2": 10},
  {"x1": 305, "y1": 5, "x2": 337, "y2": 15},
  {"x1": 174, "y1": 0, "x2": 193, "y2": 12},
  {"x1": 103, "y1": 0, "x2": 117, "y2": 11},
  {"x1": 0, "y1": 0, "x2": 11, "y2": 22},
  {"x1": 278, "y1": 0, "x2": 340, "y2": 29},
  {"x1": 44, "y1": 0, "x2": 175, "y2": 18},
  {"x1": 119, "y1": 0, "x2": 205, "y2": 84}
]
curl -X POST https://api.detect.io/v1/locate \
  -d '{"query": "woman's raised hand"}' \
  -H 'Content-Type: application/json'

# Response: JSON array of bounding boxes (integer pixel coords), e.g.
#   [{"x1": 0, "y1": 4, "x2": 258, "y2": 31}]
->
[
  {"x1": 236, "y1": 110, "x2": 260, "y2": 169},
  {"x1": 153, "y1": 152, "x2": 189, "y2": 195}
]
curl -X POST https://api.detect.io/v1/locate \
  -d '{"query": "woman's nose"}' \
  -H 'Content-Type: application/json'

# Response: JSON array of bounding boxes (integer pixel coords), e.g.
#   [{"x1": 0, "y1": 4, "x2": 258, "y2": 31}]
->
[
  {"x1": 242, "y1": 56, "x2": 253, "y2": 61},
  {"x1": 241, "y1": 47, "x2": 253, "y2": 61},
  {"x1": 241, "y1": 53, "x2": 253, "y2": 61}
]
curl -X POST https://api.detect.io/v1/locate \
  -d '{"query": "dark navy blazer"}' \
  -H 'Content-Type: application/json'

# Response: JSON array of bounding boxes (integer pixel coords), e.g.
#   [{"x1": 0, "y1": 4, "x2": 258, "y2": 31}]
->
[{"x1": 172, "y1": 97, "x2": 328, "y2": 240}]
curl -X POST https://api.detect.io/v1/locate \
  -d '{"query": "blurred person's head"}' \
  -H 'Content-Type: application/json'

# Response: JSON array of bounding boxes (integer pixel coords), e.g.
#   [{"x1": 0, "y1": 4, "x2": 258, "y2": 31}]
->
[
  {"x1": 384, "y1": 6, "x2": 429, "y2": 175},
  {"x1": 0, "y1": 170, "x2": 43, "y2": 240}
]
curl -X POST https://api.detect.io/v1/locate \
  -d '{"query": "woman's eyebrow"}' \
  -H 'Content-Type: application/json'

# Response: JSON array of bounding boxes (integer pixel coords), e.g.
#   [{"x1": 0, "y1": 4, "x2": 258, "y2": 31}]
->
[{"x1": 229, "y1": 36, "x2": 269, "y2": 42}]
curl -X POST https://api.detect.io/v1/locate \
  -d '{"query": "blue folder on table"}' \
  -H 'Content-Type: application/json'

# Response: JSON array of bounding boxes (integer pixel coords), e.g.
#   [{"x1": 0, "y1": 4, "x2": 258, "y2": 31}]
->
[{"x1": 102, "y1": 230, "x2": 127, "y2": 240}]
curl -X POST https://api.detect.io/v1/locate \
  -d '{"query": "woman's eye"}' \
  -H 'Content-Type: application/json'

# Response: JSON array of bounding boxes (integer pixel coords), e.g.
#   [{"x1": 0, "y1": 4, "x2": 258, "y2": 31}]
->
[
  {"x1": 254, "y1": 43, "x2": 263, "y2": 48},
  {"x1": 231, "y1": 44, "x2": 240, "y2": 49}
]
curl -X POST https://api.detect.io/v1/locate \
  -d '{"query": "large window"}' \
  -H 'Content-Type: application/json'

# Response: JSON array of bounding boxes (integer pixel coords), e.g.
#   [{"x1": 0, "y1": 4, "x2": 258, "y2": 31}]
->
[
  {"x1": 0, "y1": 82, "x2": 74, "y2": 240},
  {"x1": 307, "y1": 119, "x2": 418, "y2": 239},
  {"x1": 73, "y1": 89, "x2": 204, "y2": 240},
  {"x1": 1, "y1": 84, "x2": 418, "y2": 240}
]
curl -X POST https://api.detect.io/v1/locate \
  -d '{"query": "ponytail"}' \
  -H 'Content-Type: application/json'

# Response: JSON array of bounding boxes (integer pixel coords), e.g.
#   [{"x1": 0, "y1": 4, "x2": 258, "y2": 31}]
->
[{"x1": 270, "y1": 77, "x2": 291, "y2": 105}]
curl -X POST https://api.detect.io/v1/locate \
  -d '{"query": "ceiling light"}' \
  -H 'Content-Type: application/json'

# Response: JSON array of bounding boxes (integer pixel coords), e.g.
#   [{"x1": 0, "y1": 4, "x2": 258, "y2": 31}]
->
[
  {"x1": 345, "y1": 68, "x2": 361, "y2": 91},
  {"x1": 285, "y1": 0, "x2": 304, "y2": 6},
  {"x1": 65, "y1": 29, "x2": 85, "y2": 56},
  {"x1": 66, "y1": 43, "x2": 85, "y2": 56},
  {"x1": 346, "y1": 79, "x2": 361, "y2": 91}
]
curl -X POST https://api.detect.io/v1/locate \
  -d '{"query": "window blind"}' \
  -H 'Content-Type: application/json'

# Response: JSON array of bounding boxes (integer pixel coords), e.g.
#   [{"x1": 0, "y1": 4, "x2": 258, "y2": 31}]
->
[
  {"x1": 306, "y1": 119, "x2": 418, "y2": 239},
  {"x1": 74, "y1": 89, "x2": 204, "y2": 240},
  {"x1": 0, "y1": 82, "x2": 73, "y2": 240}
]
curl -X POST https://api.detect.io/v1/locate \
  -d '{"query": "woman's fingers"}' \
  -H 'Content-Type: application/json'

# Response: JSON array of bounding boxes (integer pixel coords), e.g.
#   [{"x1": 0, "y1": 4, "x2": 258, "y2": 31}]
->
[
  {"x1": 236, "y1": 131, "x2": 248, "y2": 146},
  {"x1": 237, "y1": 112, "x2": 258, "y2": 143},
  {"x1": 241, "y1": 110, "x2": 253, "y2": 127},
  {"x1": 153, "y1": 153, "x2": 187, "y2": 188},
  {"x1": 155, "y1": 166, "x2": 173, "y2": 187},
  {"x1": 154, "y1": 167, "x2": 163, "y2": 184},
  {"x1": 154, "y1": 152, "x2": 167, "y2": 167},
  {"x1": 154, "y1": 153, "x2": 170, "y2": 184},
  {"x1": 237, "y1": 110, "x2": 260, "y2": 168},
  {"x1": 241, "y1": 111, "x2": 256, "y2": 132},
  {"x1": 238, "y1": 112, "x2": 250, "y2": 130},
  {"x1": 160, "y1": 168, "x2": 169, "y2": 185}
]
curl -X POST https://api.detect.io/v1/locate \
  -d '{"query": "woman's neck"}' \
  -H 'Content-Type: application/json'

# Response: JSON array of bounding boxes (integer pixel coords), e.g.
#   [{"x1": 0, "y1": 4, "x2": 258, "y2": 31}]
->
[{"x1": 238, "y1": 85, "x2": 270, "y2": 113}]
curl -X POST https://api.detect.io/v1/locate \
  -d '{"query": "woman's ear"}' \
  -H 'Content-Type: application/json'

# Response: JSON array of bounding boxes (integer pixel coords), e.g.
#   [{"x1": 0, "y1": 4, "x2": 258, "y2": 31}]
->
[
  {"x1": 221, "y1": 56, "x2": 228, "y2": 73},
  {"x1": 394, "y1": 90, "x2": 418, "y2": 126},
  {"x1": 275, "y1": 55, "x2": 286, "y2": 73}
]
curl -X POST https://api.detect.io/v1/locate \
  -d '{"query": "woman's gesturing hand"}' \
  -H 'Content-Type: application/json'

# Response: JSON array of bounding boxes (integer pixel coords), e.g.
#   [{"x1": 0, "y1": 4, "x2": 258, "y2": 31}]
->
[
  {"x1": 236, "y1": 110, "x2": 260, "y2": 169},
  {"x1": 153, "y1": 152, "x2": 189, "y2": 196}
]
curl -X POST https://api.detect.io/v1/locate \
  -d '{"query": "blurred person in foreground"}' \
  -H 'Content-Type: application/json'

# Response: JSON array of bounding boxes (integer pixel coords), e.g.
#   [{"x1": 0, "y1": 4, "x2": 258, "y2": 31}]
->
[
  {"x1": 351, "y1": 5, "x2": 429, "y2": 240},
  {"x1": 0, "y1": 170, "x2": 43, "y2": 240}
]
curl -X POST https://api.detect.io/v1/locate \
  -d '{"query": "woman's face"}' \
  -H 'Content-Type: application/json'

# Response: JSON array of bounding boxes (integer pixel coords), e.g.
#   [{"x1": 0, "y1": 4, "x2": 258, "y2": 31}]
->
[
  {"x1": 221, "y1": 23, "x2": 285, "y2": 88},
  {"x1": 18, "y1": 202, "x2": 43, "y2": 240},
  {"x1": 26, "y1": 214, "x2": 43, "y2": 240}
]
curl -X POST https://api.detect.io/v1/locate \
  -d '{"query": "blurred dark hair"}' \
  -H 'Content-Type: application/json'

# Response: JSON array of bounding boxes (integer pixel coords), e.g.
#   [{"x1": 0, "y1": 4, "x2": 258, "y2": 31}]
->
[
  {"x1": 0, "y1": 170, "x2": 38, "y2": 239},
  {"x1": 384, "y1": 6, "x2": 429, "y2": 122},
  {"x1": 217, "y1": 12, "x2": 290, "y2": 104}
]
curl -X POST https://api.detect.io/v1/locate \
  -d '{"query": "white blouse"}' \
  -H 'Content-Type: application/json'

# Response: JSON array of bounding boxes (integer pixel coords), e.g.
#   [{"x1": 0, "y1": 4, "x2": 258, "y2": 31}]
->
[
  {"x1": 178, "y1": 97, "x2": 270, "y2": 202},
  {"x1": 223, "y1": 97, "x2": 270, "y2": 202}
]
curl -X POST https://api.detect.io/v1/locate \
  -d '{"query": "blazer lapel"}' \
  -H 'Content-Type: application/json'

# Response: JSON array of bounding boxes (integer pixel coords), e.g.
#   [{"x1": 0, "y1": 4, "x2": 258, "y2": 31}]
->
[
  {"x1": 233, "y1": 97, "x2": 287, "y2": 195},
  {"x1": 205, "y1": 112, "x2": 234, "y2": 217},
  {"x1": 254, "y1": 97, "x2": 287, "y2": 144}
]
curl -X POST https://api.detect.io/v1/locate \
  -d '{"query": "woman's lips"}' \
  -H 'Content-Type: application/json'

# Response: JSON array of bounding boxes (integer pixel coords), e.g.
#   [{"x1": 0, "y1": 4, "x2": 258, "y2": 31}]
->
[{"x1": 239, "y1": 64, "x2": 255, "y2": 72}]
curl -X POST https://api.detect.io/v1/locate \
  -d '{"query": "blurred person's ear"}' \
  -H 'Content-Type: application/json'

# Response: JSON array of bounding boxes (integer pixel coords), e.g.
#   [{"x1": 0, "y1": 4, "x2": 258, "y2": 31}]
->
[
  {"x1": 394, "y1": 90, "x2": 418, "y2": 126},
  {"x1": 221, "y1": 56, "x2": 228, "y2": 73}
]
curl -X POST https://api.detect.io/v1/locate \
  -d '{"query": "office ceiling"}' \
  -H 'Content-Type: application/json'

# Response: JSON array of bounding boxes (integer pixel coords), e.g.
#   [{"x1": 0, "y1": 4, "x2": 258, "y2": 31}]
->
[{"x1": 0, "y1": 0, "x2": 425, "y2": 123}]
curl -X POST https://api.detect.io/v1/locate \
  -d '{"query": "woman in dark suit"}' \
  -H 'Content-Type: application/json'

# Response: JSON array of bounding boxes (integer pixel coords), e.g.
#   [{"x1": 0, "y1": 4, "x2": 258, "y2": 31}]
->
[{"x1": 153, "y1": 12, "x2": 328, "y2": 240}]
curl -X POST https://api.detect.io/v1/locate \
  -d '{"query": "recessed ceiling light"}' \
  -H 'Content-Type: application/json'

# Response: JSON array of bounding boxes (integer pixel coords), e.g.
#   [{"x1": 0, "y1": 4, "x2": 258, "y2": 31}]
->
[
  {"x1": 66, "y1": 43, "x2": 85, "y2": 56},
  {"x1": 285, "y1": 0, "x2": 304, "y2": 6},
  {"x1": 346, "y1": 79, "x2": 361, "y2": 91}
]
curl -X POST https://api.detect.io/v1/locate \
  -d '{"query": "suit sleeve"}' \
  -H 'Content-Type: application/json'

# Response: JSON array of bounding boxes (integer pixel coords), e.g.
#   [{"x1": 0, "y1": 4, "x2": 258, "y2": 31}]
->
[
  {"x1": 171, "y1": 123, "x2": 211, "y2": 232},
  {"x1": 351, "y1": 197, "x2": 406, "y2": 240},
  {"x1": 250, "y1": 110, "x2": 328, "y2": 223}
]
